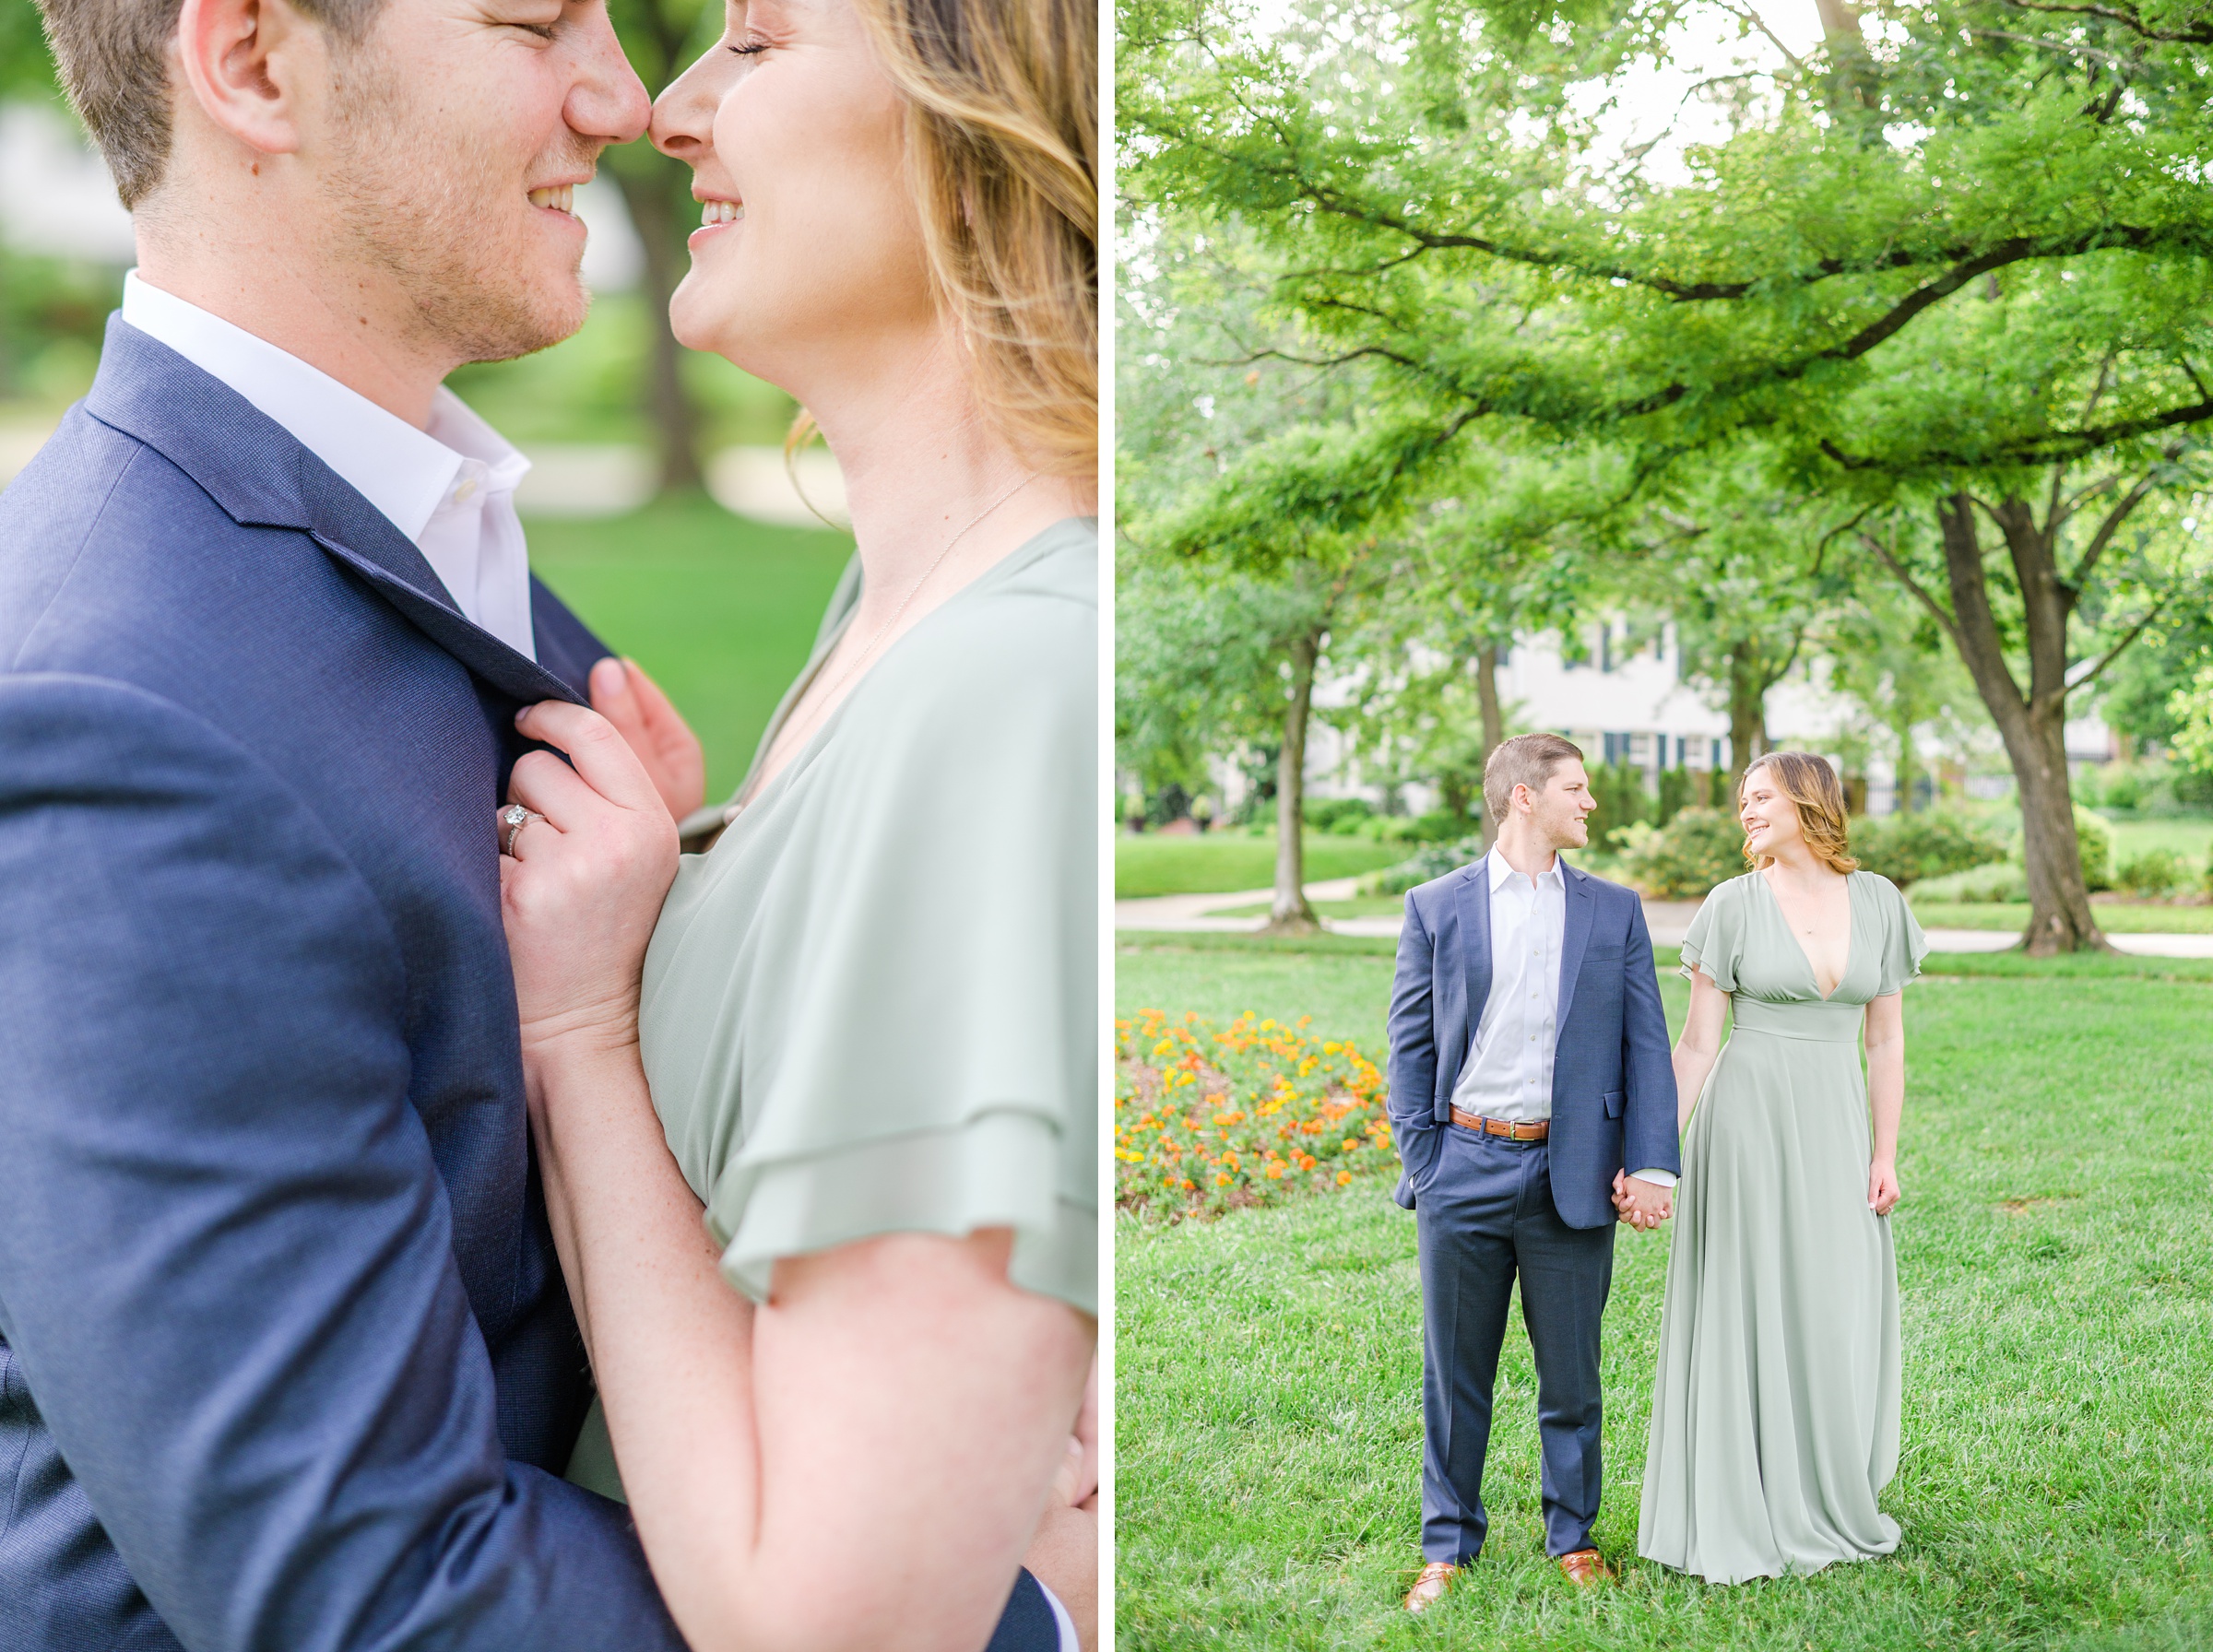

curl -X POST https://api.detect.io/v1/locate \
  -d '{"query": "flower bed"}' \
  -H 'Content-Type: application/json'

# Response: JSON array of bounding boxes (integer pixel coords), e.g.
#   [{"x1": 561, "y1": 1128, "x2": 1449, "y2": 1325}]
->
[{"x1": 1114, "y1": 1009, "x2": 1396, "y2": 1220}]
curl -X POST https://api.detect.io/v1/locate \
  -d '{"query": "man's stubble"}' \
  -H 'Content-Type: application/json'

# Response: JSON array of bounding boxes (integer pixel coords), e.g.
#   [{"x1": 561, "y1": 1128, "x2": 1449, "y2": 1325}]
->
[{"x1": 325, "y1": 44, "x2": 598, "y2": 368}]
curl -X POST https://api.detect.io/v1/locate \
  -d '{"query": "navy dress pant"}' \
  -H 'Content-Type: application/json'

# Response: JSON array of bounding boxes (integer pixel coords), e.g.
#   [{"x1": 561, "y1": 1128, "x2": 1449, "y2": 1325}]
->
[{"x1": 1416, "y1": 1129, "x2": 1615, "y2": 1563}]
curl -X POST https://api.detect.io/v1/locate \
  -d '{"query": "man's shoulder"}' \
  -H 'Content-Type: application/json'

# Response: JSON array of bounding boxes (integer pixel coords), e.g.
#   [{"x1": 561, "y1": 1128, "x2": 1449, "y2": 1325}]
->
[
  {"x1": 1565, "y1": 861, "x2": 1647, "y2": 915},
  {"x1": 1406, "y1": 858, "x2": 1485, "y2": 912}
]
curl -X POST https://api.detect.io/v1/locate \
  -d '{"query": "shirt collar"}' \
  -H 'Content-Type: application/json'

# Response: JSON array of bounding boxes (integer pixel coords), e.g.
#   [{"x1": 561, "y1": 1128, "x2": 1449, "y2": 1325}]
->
[
  {"x1": 1486, "y1": 847, "x2": 1564, "y2": 891},
  {"x1": 118, "y1": 273, "x2": 525, "y2": 542}
]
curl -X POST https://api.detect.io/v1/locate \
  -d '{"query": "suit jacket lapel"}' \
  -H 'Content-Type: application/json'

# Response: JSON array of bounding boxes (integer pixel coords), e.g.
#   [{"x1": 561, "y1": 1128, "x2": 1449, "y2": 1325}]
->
[
  {"x1": 1452, "y1": 859, "x2": 1493, "y2": 1087},
  {"x1": 1556, "y1": 858, "x2": 1595, "y2": 1041},
  {"x1": 84, "y1": 316, "x2": 584, "y2": 709}
]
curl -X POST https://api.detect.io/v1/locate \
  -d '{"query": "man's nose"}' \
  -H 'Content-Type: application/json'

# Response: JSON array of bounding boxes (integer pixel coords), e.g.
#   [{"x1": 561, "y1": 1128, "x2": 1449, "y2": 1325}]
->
[{"x1": 568, "y1": 7, "x2": 653, "y2": 146}]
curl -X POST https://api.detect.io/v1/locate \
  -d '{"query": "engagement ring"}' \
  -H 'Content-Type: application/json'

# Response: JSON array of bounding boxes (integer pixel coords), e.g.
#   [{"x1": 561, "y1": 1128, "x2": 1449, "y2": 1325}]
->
[{"x1": 500, "y1": 804, "x2": 537, "y2": 856}]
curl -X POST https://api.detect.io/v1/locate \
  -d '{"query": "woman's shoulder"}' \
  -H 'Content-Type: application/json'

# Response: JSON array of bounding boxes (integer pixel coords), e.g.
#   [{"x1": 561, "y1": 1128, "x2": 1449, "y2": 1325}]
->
[
  {"x1": 889, "y1": 523, "x2": 1095, "y2": 704},
  {"x1": 1706, "y1": 870, "x2": 1762, "y2": 906},
  {"x1": 1848, "y1": 867, "x2": 1908, "y2": 904}
]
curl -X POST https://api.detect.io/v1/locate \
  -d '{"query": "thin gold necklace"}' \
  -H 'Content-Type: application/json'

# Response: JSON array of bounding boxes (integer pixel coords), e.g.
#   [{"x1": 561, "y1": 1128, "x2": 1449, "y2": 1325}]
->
[{"x1": 744, "y1": 470, "x2": 1040, "y2": 804}]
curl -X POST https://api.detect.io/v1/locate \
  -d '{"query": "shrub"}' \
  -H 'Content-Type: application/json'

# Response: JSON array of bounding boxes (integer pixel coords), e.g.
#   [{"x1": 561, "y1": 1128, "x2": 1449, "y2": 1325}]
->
[
  {"x1": 1613, "y1": 807, "x2": 1746, "y2": 899},
  {"x1": 1115, "y1": 1009, "x2": 1396, "y2": 1220},
  {"x1": 1585, "y1": 760, "x2": 1651, "y2": 848},
  {"x1": 1404, "y1": 808, "x2": 1474, "y2": 844},
  {"x1": 1910, "y1": 864, "x2": 2028, "y2": 905},
  {"x1": 2115, "y1": 847, "x2": 2185, "y2": 898},
  {"x1": 1365, "y1": 836, "x2": 1483, "y2": 894},
  {"x1": 1849, "y1": 809, "x2": 2008, "y2": 888},
  {"x1": 2073, "y1": 808, "x2": 2114, "y2": 891},
  {"x1": 1305, "y1": 796, "x2": 1374, "y2": 834}
]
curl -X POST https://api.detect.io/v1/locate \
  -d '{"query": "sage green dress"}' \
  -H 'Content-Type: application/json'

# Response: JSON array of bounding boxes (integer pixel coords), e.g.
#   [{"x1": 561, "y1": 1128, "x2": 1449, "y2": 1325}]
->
[
  {"x1": 567, "y1": 518, "x2": 1098, "y2": 1498},
  {"x1": 1637, "y1": 869, "x2": 1925, "y2": 1583}
]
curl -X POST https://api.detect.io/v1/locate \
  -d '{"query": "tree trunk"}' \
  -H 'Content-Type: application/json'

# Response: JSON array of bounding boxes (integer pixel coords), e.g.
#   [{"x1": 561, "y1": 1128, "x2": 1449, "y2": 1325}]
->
[
  {"x1": 1931, "y1": 493, "x2": 2107, "y2": 953},
  {"x1": 1475, "y1": 641, "x2": 1505, "y2": 852},
  {"x1": 612, "y1": 163, "x2": 707, "y2": 495},
  {"x1": 1889, "y1": 709, "x2": 1922, "y2": 812},
  {"x1": 1726, "y1": 644, "x2": 1768, "y2": 798},
  {"x1": 1267, "y1": 627, "x2": 1322, "y2": 934}
]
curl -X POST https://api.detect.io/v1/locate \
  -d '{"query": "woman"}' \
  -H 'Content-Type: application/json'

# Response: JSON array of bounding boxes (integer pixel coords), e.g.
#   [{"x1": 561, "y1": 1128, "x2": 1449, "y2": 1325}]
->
[
  {"x1": 491, "y1": 0, "x2": 1099, "y2": 1646},
  {"x1": 1638, "y1": 752, "x2": 1924, "y2": 1584}
]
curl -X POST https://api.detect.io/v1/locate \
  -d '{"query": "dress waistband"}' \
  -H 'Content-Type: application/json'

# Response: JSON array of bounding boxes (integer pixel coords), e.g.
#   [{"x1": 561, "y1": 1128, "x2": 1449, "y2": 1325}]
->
[{"x1": 1730, "y1": 996, "x2": 1864, "y2": 1044}]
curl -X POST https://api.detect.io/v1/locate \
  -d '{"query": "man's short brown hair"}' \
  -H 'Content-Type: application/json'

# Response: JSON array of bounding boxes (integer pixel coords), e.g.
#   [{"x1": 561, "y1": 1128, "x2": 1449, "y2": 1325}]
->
[
  {"x1": 1483, "y1": 733, "x2": 1584, "y2": 823},
  {"x1": 36, "y1": 0, "x2": 381, "y2": 206}
]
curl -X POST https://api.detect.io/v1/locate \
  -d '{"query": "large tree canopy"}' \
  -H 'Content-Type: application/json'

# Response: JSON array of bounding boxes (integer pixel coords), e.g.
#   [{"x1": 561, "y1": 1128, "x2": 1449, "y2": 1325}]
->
[{"x1": 1118, "y1": 0, "x2": 2213, "y2": 951}]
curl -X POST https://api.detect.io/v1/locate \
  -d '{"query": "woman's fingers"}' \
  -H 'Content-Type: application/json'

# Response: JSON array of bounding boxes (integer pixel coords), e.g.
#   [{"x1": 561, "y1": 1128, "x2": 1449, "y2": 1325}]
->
[
  {"x1": 508, "y1": 749, "x2": 604, "y2": 832},
  {"x1": 515, "y1": 700, "x2": 666, "y2": 816}
]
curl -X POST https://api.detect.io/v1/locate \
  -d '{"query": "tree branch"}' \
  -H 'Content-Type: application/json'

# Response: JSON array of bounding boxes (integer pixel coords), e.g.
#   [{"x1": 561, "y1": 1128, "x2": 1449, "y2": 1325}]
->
[
  {"x1": 1860, "y1": 529, "x2": 1965, "y2": 654},
  {"x1": 2070, "y1": 584, "x2": 2181, "y2": 699},
  {"x1": 2066, "y1": 466, "x2": 2161, "y2": 589},
  {"x1": 2001, "y1": 0, "x2": 2213, "y2": 44}
]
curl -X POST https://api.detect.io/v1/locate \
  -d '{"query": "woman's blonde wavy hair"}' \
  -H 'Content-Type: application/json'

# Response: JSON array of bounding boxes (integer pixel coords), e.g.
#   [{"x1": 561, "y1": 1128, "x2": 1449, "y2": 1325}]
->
[
  {"x1": 1739, "y1": 751, "x2": 1859, "y2": 876},
  {"x1": 838, "y1": 0, "x2": 1097, "y2": 477}
]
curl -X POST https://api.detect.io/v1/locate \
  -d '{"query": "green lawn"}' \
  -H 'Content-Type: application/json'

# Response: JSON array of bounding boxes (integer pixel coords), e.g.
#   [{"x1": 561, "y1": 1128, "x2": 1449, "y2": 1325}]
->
[
  {"x1": 527, "y1": 495, "x2": 853, "y2": 802},
  {"x1": 1115, "y1": 939, "x2": 2213, "y2": 1650},
  {"x1": 1117, "y1": 833, "x2": 1412, "y2": 899},
  {"x1": 2102, "y1": 816, "x2": 2213, "y2": 865}
]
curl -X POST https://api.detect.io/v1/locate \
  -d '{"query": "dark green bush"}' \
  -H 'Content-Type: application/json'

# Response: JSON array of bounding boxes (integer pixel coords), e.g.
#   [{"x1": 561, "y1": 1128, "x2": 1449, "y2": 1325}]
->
[
  {"x1": 2115, "y1": 847, "x2": 2184, "y2": 898},
  {"x1": 1305, "y1": 796, "x2": 1375, "y2": 834},
  {"x1": 1849, "y1": 809, "x2": 2007, "y2": 887},
  {"x1": 1613, "y1": 808, "x2": 1746, "y2": 899},
  {"x1": 1367, "y1": 837, "x2": 1484, "y2": 895}
]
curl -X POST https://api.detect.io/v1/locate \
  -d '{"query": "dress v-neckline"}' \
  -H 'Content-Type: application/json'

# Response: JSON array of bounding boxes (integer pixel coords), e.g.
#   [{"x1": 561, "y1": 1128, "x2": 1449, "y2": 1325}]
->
[{"x1": 1757, "y1": 869, "x2": 1855, "y2": 1002}]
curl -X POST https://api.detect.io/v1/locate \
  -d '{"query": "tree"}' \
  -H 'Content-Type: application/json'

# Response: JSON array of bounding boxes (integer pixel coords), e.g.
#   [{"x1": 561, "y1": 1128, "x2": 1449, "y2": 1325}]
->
[
  {"x1": 607, "y1": 0, "x2": 715, "y2": 493},
  {"x1": 1121, "y1": 0, "x2": 2213, "y2": 948},
  {"x1": 1852, "y1": 457, "x2": 2210, "y2": 948}
]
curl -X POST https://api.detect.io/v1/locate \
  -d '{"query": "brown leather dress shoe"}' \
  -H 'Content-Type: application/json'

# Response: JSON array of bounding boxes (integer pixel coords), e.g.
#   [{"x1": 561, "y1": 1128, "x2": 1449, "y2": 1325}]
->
[
  {"x1": 1556, "y1": 1548, "x2": 1615, "y2": 1586},
  {"x1": 1402, "y1": 1560, "x2": 1459, "y2": 1612}
]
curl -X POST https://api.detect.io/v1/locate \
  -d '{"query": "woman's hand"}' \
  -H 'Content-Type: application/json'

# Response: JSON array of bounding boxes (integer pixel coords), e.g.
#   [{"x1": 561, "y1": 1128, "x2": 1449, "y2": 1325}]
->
[
  {"x1": 1867, "y1": 1156, "x2": 1902, "y2": 1217},
  {"x1": 590, "y1": 656, "x2": 706, "y2": 823},
  {"x1": 499, "y1": 700, "x2": 680, "y2": 1063}
]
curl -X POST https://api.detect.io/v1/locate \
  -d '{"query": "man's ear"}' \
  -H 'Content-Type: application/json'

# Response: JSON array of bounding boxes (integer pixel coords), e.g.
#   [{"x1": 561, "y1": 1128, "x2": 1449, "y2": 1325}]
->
[{"x1": 174, "y1": 0, "x2": 327, "y2": 159}]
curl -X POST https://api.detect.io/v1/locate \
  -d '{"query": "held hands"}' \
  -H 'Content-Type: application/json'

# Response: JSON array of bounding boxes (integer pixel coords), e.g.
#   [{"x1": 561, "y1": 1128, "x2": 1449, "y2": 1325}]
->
[
  {"x1": 1611, "y1": 1170, "x2": 1674, "y2": 1232},
  {"x1": 1868, "y1": 1157, "x2": 1902, "y2": 1217},
  {"x1": 589, "y1": 656, "x2": 705, "y2": 823},
  {"x1": 498, "y1": 700, "x2": 680, "y2": 1063}
]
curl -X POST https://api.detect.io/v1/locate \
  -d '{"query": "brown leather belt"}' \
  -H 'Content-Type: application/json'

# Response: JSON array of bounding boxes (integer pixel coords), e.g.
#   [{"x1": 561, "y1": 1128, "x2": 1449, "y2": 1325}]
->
[{"x1": 1450, "y1": 1106, "x2": 1549, "y2": 1141}]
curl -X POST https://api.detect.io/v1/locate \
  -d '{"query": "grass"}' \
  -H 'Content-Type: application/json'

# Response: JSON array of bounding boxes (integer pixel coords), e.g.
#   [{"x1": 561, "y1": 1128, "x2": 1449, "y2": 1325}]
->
[
  {"x1": 1117, "y1": 833, "x2": 1412, "y2": 899},
  {"x1": 1114, "y1": 938, "x2": 2213, "y2": 1650},
  {"x1": 2101, "y1": 817, "x2": 2213, "y2": 864},
  {"x1": 1914, "y1": 903, "x2": 2213, "y2": 935},
  {"x1": 527, "y1": 495, "x2": 854, "y2": 802}
]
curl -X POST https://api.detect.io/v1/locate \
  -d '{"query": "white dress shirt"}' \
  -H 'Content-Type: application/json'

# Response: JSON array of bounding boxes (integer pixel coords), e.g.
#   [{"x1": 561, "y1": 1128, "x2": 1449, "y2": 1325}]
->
[
  {"x1": 1451, "y1": 848, "x2": 1675, "y2": 1189},
  {"x1": 119, "y1": 272, "x2": 538, "y2": 660}
]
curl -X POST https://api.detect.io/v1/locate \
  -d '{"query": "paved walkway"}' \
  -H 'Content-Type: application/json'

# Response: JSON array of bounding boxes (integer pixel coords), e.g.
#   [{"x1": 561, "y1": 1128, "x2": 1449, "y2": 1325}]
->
[{"x1": 1117, "y1": 883, "x2": 2213, "y2": 958}]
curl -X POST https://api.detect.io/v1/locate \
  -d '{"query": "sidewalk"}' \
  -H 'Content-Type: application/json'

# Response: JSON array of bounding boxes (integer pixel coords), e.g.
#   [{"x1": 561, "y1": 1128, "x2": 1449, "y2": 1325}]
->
[{"x1": 1117, "y1": 885, "x2": 2213, "y2": 958}]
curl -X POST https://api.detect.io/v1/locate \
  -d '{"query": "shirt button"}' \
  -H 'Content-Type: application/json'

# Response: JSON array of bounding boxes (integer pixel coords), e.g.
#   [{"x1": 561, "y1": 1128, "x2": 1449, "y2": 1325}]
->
[{"x1": 454, "y1": 478, "x2": 477, "y2": 502}]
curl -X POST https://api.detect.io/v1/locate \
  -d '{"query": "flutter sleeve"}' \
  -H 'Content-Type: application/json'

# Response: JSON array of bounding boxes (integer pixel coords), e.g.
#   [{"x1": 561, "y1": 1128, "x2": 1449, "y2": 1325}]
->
[
  {"x1": 1678, "y1": 876, "x2": 1744, "y2": 992},
  {"x1": 1874, "y1": 873, "x2": 1930, "y2": 996},
  {"x1": 696, "y1": 538, "x2": 1097, "y2": 1317}
]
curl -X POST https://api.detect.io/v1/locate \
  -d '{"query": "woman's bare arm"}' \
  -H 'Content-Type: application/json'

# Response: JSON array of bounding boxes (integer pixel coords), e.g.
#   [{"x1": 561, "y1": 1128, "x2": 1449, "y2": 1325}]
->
[
  {"x1": 1863, "y1": 990, "x2": 1905, "y2": 1215},
  {"x1": 1672, "y1": 969, "x2": 1730, "y2": 1133},
  {"x1": 528, "y1": 1036, "x2": 1093, "y2": 1652},
  {"x1": 499, "y1": 700, "x2": 1095, "y2": 1652}
]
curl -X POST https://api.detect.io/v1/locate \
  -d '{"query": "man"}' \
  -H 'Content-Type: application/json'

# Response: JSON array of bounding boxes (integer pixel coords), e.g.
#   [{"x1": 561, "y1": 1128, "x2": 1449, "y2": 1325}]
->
[
  {"x1": 1385, "y1": 733, "x2": 1681, "y2": 1612},
  {"x1": 0, "y1": 1, "x2": 710, "y2": 1645}
]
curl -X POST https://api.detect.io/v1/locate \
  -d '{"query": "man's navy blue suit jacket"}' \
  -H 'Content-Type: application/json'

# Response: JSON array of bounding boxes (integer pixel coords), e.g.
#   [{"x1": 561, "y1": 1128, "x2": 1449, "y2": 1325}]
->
[
  {"x1": 1386, "y1": 855, "x2": 1680, "y2": 1226},
  {"x1": 0, "y1": 321, "x2": 684, "y2": 1651}
]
